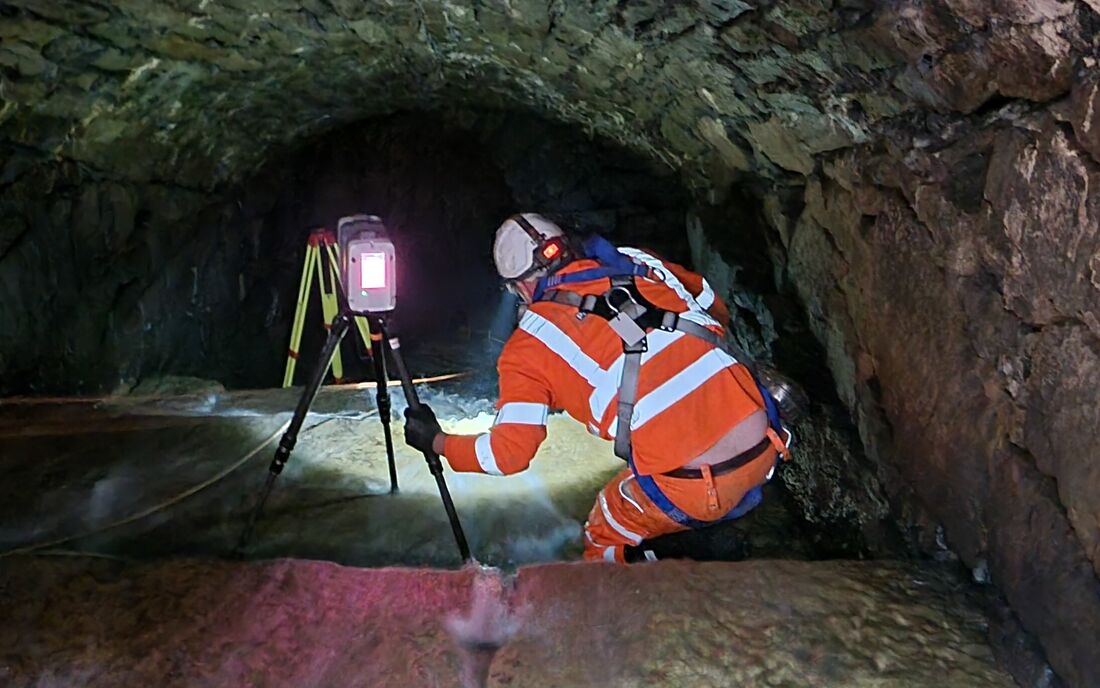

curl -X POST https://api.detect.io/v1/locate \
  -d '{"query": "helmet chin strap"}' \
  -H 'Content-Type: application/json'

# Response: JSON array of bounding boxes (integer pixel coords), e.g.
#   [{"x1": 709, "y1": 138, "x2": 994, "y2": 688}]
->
[{"x1": 505, "y1": 275, "x2": 539, "y2": 303}]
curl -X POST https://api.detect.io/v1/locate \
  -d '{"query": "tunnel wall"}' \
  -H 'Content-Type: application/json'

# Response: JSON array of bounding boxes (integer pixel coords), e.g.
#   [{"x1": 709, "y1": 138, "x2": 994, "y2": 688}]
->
[
  {"x1": 775, "y1": 111, "x2": 1100, "y2": 686},
  {"x1": 0, "y1": 1, "x2": 1098, "y2": 683}
]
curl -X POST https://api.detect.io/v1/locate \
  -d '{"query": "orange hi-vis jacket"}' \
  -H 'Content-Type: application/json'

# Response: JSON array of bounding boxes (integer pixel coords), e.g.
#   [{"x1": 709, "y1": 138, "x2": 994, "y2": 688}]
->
[{"x1": 443, "y1": 248, "x2": 767, "y2": 477}]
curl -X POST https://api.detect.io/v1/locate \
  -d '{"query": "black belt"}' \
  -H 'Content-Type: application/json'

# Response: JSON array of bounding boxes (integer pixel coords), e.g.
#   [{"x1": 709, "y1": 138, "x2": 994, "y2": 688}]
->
[{"x1": 662, "y1": 437, "x2": 773, "y2": 479}]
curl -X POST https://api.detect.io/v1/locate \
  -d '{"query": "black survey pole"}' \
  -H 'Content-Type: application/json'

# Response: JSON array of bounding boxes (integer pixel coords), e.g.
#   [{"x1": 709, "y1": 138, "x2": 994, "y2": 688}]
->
[
  {"x1": 368, "y1": 327, "x2": 399, "y2": 493},
  {"x1": 377, "y1": 319, "x2": 472, "y2": 562},
  {"x1": 236, "y1": 314, "x2": 352, "y2": 553}
]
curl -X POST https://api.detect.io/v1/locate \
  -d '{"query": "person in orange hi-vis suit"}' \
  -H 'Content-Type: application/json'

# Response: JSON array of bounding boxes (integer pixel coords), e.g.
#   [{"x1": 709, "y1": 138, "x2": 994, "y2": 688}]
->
[{"x1": 403, "y1": 213, "x2": 792, "y2": 563}]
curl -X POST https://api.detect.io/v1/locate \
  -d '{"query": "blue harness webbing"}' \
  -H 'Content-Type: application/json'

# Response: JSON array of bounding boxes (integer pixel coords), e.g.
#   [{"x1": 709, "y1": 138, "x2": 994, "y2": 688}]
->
[
  {"x1": 533, "y1": 264, "x2": 648, "y2": 301},
  {"x1": 532, "y1": 236, "x2": 649, "y2": 301},
  {"x1": 757, "y1": 380, "x2": 784, "y2": 437},
  {"x1": 633, "y1": 467, "x2": 765, "y2": 528}
]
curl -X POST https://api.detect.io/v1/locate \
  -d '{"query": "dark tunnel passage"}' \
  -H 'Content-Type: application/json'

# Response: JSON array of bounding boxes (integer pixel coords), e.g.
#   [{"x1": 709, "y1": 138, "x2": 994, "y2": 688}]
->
[{"x1": 220, "y1": 110, "x2": 695, "y2": 392}]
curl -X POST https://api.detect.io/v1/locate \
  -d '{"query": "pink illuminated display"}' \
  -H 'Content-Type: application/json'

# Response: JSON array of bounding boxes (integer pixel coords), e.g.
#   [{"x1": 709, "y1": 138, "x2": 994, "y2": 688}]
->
[{"x1": 361, "y1": 252, "x2": 387, "y2": 289}]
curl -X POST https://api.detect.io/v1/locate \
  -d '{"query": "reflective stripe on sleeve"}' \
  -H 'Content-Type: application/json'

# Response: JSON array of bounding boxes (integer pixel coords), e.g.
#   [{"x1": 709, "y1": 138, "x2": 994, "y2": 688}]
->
[
  {"x1": 474, "y1": 434, "x2": 504, "y2": 476},
  {"x1": 495, "y1": 402, "x2": 549, "y2": 426},
  {"x1": 696, "y1": 278, "x2": 716, "y2": 309}
]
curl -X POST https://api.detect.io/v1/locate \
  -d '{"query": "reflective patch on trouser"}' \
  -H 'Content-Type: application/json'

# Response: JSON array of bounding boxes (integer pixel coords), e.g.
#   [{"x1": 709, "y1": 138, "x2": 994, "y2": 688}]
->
[{"x1": 583, "y1": 469, "x2": 686, "y2": 563}]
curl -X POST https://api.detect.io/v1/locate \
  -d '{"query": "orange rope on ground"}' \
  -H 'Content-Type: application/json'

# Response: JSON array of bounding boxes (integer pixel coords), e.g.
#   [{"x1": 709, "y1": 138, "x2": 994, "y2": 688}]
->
[
  {"x1": 344, "y1": 371, "x2": 469, "y2": 390},
  {"x1": 0, "y1": 371, "x2": 471, "y2": 406}
]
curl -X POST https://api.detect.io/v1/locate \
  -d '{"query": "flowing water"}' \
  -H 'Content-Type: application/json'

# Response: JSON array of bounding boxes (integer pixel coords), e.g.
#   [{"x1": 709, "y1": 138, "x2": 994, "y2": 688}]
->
[{"x1": 445, "y1": 566, "x2": 522, "y2": 688}]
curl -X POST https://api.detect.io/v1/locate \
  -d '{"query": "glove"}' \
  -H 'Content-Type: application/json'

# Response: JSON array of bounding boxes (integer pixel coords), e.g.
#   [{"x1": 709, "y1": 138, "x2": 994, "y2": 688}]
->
[{"x1": 404, "y1": 404, "x2": 442, "y2": 454}]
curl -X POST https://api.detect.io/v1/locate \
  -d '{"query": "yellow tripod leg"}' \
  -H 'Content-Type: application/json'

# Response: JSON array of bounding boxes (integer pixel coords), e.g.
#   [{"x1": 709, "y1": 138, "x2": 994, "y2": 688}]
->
[
  {"x1": 283, "y1": 245, "x2": 318, "y2": 388},
  {"x1": 318, "y1": 242, "x2": 344, "y2": 383},
  {"x1": 326, "y1": 243, "x2": 374, "y2": 352}
]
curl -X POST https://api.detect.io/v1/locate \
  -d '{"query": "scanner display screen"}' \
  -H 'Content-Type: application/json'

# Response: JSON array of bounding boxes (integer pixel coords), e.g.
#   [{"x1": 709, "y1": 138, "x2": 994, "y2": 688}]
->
[{"x1": 361, "y1": 252, "x2": 387, "y2": 289}]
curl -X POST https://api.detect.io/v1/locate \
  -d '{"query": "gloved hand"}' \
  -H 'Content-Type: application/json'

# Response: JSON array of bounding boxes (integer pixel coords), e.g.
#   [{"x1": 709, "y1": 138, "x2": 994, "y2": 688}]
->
[{"x1": 404, "y1": 404, "x2": 442, "y2": 454}]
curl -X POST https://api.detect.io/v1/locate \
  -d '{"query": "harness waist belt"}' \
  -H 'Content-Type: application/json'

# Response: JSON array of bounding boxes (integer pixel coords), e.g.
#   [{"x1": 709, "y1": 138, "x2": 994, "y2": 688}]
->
[{"x1": 661, "y1": 436, "x2": 772, "y2": 479}]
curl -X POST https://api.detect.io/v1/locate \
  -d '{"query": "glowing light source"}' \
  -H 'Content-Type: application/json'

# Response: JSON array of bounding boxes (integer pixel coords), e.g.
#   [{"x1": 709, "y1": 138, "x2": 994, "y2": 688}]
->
[
  {"x1": 361, "y1": 252, "x2": 387, "y2": 289},
  {"x1": 541, "y1": 242, "x2": 561, "y2": 260}
]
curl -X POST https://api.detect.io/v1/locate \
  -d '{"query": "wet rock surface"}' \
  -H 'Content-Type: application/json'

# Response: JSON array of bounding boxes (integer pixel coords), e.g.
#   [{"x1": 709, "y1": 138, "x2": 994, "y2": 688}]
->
[
  {"x1": 0, "y1": 556, "x2": 1015, "y2": 688},
  {"x1": 774, "y1": 109, "x2": 1100, "y2": 686}
]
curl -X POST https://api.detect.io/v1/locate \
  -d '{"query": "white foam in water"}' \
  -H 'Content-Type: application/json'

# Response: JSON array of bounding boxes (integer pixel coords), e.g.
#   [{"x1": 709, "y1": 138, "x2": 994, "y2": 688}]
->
[
  {"x1": 445, "y1": 567, "x2": 522, "y2": 688},
  {"x1": 328, "y1": 407, "x2": 610, "y2": 566},
  {"x1": 87, "y1": 476, "x2": 128, "y2": 523}
]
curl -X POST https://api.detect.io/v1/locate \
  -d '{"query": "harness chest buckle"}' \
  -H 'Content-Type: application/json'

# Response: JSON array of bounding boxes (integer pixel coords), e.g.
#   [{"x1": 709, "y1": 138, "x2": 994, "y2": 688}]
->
[
  {"x1": 608, "y1": 311, "x2": 647, "y2": 347},
  {"x1": 605, "y1": 287, "x2": 647, "y2": 347}
]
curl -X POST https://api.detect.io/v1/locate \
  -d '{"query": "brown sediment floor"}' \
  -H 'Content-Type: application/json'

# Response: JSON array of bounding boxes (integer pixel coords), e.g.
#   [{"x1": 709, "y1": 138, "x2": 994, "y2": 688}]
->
[{"x1": 0, "y1": 556, "x2": 1013, "y2": 687}]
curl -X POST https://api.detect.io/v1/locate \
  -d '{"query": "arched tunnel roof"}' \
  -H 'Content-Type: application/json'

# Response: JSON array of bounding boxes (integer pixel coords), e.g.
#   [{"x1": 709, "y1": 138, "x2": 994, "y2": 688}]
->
[{"x1": 2, "y1": 0, "x2": 1085, "y2": 198}]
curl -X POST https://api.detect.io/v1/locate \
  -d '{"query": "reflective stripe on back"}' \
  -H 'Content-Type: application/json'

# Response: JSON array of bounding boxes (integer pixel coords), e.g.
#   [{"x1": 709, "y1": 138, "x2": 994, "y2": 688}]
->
[
  {"x1": 518, "y1": 311, "x2": 603, "y2": 385},
  {"x1": 588, "y1": 328, "x2": 686, "y2": 426},
  {"x1": 608, "y1": 347, "x2": 737, "y2": 438},
  {"x1": 522, "y1": 253, "x2": 736, "y2": 452},
  {"x1": 631, "y1": 348, "x2": 736, "y2": 430}
]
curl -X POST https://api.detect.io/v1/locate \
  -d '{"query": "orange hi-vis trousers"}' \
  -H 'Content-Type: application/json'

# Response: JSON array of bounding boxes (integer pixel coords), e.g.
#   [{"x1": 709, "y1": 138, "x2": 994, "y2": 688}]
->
[{"x1": 582, "y1": 447, "x2": 777, "y2": 563}]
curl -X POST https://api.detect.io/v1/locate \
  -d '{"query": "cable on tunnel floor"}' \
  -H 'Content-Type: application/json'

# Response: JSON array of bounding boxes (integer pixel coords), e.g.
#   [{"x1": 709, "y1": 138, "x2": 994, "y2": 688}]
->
[
  {"x1": 0, "y1": 370, "x2": 470, "y2": 558},
  {"x1": 0, "y1": 418, "x2": 292, "y2": 559}
]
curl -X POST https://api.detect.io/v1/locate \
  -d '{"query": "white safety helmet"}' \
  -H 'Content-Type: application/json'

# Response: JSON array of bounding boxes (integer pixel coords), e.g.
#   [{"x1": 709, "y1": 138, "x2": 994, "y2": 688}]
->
[{"x1": 493, "y1": 213, "x2": 567, "y2": 280}]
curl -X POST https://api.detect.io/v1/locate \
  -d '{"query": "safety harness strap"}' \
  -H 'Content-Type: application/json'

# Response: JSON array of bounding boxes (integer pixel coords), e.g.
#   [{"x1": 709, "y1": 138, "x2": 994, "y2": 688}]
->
[
  {"x1": 537, "y1": 265, "x2": 649, "y2": 300},
  {"x1": 614, "y1": 348, "x2": 643, "y2": 461},
  {"x1": 543, "y1": 289, "x2": 722, "y2": 343},
  {"x1": 540, "y1": 289, "x2": 591, "y2": 309},
  {"x1": 632, "y1": 477, "x2": 764, "y2": 529}
]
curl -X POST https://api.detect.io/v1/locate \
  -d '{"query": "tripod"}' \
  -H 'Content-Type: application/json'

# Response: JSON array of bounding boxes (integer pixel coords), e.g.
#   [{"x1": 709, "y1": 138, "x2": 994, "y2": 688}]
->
[
  {"x1": 283, "y1": 228, "x2": 372, "y2": 387},
  {"x1": 236, "y1": 311, "x2": 472, "y2": 562}
]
